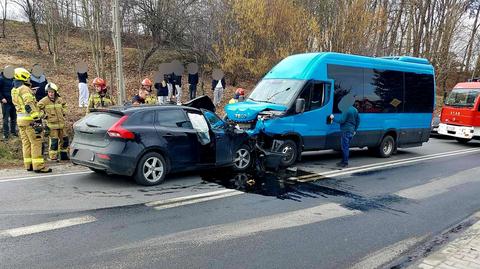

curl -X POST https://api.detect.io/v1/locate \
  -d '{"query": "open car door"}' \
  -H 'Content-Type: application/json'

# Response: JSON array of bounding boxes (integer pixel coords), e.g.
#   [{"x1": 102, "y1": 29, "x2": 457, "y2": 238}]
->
[{"x1": 201, "y1": 109, "x2": 235, "y2": 166}]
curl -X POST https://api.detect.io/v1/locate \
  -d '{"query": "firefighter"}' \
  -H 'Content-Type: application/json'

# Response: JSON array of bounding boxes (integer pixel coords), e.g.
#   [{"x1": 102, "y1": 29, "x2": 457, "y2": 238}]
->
[
  {"x1": 87, "y1": 77, "x2": 114, "y2": 113},
  {"x1": 11, "y1": 68, "x2": 51, "y2": 173},
  {"x1": 141, "y1": 78, "x2": 157, "y2": 105},
  {"x1": 228, "y1": 88, "x2": 246, "y2": 104},
  {"x1": 38, "y1": 83, "x2": 69, "y2": 161}
]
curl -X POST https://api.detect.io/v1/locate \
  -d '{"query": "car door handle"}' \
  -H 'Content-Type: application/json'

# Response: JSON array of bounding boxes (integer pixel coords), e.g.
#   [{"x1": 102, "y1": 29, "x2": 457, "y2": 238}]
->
[{"x1": 164, "y1": 133, "x2": 174, "y2": 137}]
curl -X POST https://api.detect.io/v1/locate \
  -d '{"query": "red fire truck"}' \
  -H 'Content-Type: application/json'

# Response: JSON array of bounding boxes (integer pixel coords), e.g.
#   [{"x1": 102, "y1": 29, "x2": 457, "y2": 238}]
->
[{"x1": 438, "y1": 78, "x2": 480, "y2": 143}]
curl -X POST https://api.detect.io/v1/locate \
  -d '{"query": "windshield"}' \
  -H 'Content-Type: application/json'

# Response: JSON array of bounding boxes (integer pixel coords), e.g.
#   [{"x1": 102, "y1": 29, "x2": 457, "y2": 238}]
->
[
  {"x1": 445, "y1": 89, "x2": 480, "y2": 108},
  {"x1": 248, "y1": 79, "x2": 306, "y2": 106}
]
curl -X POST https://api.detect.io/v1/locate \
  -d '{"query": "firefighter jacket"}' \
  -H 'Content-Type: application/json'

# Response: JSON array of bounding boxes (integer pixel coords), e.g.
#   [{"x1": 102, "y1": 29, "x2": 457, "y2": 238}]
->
[
  {"x1": 145, "y1": 94, "x2": 157, "y2": 105},
  {"x1": 38, "y1": 96, "x2": 67, "y2": 129},
  {"x1": 87, "y1": 93, "x2": 114, "y2": 112},
  {"x1": 11, "y1": 83, "x2": 43, "y2": 127}
]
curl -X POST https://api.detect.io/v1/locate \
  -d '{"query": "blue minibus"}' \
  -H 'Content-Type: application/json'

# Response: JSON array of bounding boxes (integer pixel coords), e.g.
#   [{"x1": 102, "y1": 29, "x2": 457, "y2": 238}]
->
[{"x1": 224, "y1": 52, "x2": 435, "y2": 166}]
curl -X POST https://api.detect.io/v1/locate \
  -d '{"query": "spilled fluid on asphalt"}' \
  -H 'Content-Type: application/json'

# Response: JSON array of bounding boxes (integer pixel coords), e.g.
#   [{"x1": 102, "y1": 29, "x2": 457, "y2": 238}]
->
[{"x1": 201, "y1": 168, "x2": 407, "y2": 213}]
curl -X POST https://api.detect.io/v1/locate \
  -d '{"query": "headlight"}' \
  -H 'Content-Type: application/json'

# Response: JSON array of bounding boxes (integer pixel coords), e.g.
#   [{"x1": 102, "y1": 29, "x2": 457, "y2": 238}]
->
[{"x1": 257, "y1": 111, "x2": 285, "y2": 121}]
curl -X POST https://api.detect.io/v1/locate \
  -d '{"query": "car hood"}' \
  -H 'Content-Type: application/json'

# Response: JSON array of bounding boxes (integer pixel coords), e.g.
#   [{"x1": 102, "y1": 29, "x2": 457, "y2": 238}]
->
[
  {"x1": 183, "y1": 95, "x2": 216, "y2": 112},
  {"x1": 225, "y1": 100, "x2": 287, "y2": 122}
]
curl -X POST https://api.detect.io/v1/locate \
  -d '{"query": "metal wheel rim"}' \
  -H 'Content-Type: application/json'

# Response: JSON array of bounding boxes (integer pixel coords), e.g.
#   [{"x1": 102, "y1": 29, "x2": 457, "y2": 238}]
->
[
  {"x1": 282, "y1": 145, "x2": 295, "y2": 163},
  {"x1": 234, "y1": 149, "x2": 251, "y2": 169},
  {"x1": 383, "y1": 140, "x2": 393, "y2": 155},
  {"x1": 143, "y1": 157, "x2": 164, "y2": 183}
]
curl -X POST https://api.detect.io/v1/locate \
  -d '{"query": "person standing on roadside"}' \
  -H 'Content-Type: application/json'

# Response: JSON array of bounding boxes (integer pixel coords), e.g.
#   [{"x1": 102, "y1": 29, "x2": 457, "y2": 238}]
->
[
  {"x1": 329, "y1": 94, "x2": 360, "y2": 168},
  {"x1": 0, "y1": 66, "x2": 17, "y2": 140},
  {"x1": 30, "y1": 64, "x2": 48, "y2": 102}
]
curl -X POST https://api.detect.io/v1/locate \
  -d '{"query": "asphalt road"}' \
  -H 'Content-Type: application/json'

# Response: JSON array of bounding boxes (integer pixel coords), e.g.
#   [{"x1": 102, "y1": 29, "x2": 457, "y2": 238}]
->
[{"x1": 1, "y1": 136, "x2": 480, "y2": 269}]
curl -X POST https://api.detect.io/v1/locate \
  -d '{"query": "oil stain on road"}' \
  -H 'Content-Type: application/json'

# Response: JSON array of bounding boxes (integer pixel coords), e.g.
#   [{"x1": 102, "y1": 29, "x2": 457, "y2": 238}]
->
[{"x1": 201, "y1": 168, "x2": 408, "y2": 214}]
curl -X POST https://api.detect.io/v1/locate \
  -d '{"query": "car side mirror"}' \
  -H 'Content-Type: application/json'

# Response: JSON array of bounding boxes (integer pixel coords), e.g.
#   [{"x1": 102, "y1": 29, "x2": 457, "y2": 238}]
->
[{"x1": 295, "y1": 98, "x2": 305, "y2": 113}]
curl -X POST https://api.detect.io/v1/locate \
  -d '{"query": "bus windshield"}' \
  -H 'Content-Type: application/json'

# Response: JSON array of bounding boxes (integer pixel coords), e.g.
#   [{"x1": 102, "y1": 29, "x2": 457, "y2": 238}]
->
[
  {"x1": 445, "y1": 89, "x2": 480, "y2": 108},
  {"x1": 248, "y1": 79, "x2": 306, "y2": 106}
]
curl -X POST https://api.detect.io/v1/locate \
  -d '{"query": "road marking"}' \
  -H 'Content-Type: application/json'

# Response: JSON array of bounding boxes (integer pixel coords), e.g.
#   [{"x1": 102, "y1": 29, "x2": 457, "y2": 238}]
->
[
  {"x1": 145, "y1": 189, "x2": 244, "y2": 210},
  {"x1": 350, "y1": 236, "x2": 427, "y2": 269},
  {"x1": 0, "y1": 171, "x2": 92, "y2": 184},
  {"x1": 296, "y1": 148, "x2": 480, "y2": 182},
  {"x1": 0, "y1": 215, "x2": 97, "y2": 239},
  {"x1": 395, "y1": 166, "x2": 480, "y2": 200}
]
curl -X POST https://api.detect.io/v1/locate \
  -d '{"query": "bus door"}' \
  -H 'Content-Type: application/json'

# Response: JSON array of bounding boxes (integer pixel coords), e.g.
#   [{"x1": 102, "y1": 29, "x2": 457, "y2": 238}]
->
[{"x1": 292, "y1": 80, "x2": 332, "y2": 150}]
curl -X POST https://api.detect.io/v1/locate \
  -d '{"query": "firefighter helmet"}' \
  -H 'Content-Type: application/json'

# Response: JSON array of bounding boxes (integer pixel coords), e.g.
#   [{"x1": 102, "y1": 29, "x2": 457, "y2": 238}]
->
[{"x1": 14, "y1": 68, "x2": 31, "y2": 82}]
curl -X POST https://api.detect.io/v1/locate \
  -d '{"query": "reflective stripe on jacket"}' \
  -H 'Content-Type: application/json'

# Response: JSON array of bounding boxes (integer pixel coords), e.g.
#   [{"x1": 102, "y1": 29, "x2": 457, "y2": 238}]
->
[
  {"x1": 87, "y1": 93, "x2": 114, "y2": 113},
  {"x1": 11, "y1": 84, "x2": 43, "y2": 126},
  {"x1": 38, "y1": 96, "x2": 67, "y2": 129}
]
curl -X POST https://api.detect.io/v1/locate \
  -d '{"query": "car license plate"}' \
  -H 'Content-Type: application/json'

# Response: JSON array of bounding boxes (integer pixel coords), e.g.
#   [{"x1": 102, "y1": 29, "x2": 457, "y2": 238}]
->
[
  {"x1": 447, "y1": 126, "x2": 455, "y2": 132},
  {"x1": 77, "y1": 150, "x2": 94, "y2": 161}
]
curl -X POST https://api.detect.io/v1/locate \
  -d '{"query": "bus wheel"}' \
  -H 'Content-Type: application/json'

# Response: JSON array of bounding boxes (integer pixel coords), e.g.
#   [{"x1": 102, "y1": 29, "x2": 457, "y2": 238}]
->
[
  {"x1": 377, "y1": 135, "x2": 395, "y2": 158},
  {"x1": 456, "y1": 138, "x2": 471, "y2": 144},
  {"x1": 278, "y1": 139, "x2": 298, "y2": 167}
]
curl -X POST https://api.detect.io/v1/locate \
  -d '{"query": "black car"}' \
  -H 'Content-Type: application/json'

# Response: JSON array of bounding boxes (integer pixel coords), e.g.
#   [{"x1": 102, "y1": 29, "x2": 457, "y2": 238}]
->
[{"x1": 71, "y1": 105, "x2": 253, "y2": 185}]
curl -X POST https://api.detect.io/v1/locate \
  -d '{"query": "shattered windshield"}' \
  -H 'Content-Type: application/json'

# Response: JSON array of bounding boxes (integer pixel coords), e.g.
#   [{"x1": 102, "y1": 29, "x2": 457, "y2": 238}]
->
[
  {"x1": 445, "y1": 89, "x2": 480, "y2": 108},
  {"x1": 248, "y1": 79, "x2": 306, "y2": 106}
]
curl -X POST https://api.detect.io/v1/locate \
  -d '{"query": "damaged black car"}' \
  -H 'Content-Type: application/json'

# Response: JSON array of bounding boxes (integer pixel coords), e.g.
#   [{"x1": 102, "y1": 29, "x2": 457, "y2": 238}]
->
[{"x1": 70, "y1": 96, "x2": 253, "y2": 185}]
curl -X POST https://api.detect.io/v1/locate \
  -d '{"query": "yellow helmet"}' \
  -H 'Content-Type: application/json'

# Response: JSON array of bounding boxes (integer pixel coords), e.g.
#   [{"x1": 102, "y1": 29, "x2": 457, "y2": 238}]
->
[
  {"x1": 45, "y1": 82, "x2": 59, "y2": 93},
  {"x1": 14, "y1": 67, "x2": 31, "y2": 82}
]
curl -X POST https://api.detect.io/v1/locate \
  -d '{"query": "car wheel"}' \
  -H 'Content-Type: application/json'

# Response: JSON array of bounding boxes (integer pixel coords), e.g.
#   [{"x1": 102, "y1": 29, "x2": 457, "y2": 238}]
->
[
  {"x1": 456, "y1": 138, "x2": 471, "y2": 144},
  {"x1": 233, "y1": 145, "x2": 252, "y2": 172},
  {"x1": 278, "y1": 139, "x2": 298, "y2": 167},
  {"x1": 376, "y1": 135, "x2": 395, "y2": 158},
  {"x1": 134, "y1": 152, "x2": 168, "y2": 186}
]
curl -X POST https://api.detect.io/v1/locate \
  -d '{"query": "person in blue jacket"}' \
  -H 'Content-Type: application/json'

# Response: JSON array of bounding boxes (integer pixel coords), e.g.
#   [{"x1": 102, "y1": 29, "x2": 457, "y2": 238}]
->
[
  {"x1": 329, "y1": 95, "x2": 360, "y2": 168},
  {"x1": 0, "y1": 67, "x2": 17, "y2": 140}
]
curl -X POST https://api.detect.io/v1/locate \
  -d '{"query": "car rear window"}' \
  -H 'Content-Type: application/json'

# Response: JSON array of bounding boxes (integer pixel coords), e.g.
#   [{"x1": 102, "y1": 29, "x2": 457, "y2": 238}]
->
[{"x1": 82, "y1": 112, "x2": 121, "y2": 129}]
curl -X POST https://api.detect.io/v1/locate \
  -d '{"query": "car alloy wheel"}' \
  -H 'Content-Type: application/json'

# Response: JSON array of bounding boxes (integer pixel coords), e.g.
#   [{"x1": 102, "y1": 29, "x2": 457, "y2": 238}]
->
[
  {"x1": 143, "y1": 156, "x2": 165, "y2": 183},
  {"x1": 234, "y1": 148, "x2": 251, "y2": 170}
]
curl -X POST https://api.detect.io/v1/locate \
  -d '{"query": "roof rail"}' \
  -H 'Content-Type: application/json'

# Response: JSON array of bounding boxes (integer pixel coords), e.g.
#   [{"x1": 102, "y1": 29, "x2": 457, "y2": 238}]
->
[
  {"x1": 468, "y1": 77, "x2": 480, "y2": 82},
  {"x1": 380, "y1": 56, "x2": 430, "y2": 65}
]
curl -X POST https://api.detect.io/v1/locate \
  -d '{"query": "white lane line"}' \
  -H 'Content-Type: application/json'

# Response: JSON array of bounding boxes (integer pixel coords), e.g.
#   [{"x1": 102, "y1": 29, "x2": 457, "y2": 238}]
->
[
  {"x1": 349, "y1": 236, "x2": 427, "y2": 269},
  {"x1": 116, "y1": 203, "x2": 360, "y2": 249},
  {"x1": 395, "y1": 166, "x2": 480, "y2": 200},
  {"x1": 153, "y1": 192, "x2": 243, "y2": 210},
  {"x1": 0, "y1": 215, "x2": 97, "y2": 239},
  {"x1": 145, "y1": 189, "x2": 243, "y2": 210},
  {"x1": 0, "y1": 171, "x2": 92, "y2": 183},
  {"x1": 296, "y1": 148, "x2": 480, "y2": 181}
]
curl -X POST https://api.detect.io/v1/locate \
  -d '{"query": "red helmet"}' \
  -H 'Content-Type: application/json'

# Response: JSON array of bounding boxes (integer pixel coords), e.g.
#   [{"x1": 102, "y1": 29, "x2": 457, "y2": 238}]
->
[
  {"x1": 141, "y1": 78, "x2": 153, "y2": 87},
  {"x1": 235, "y1": 88, "x2": 245, "y2": 96},
  {"x1": 92, "y1": 77, "x2": 106, "y2": 89}
]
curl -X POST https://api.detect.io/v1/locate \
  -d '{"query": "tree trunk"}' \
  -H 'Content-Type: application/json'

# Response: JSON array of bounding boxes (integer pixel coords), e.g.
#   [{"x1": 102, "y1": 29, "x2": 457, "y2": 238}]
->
[
  {"x1": 1, "y1": 0, "x2": 7, "y2": 38},
  {"x1": 464, "y1": 4, "x2": 480, "y2": 72}
]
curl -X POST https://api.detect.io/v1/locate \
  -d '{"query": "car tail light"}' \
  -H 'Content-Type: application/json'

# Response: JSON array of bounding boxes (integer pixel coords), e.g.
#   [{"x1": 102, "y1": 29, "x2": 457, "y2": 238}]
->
[
  {"x1": 96, "y1": 153, "x2": 111, "y2": 160},
  {"x1": 107, "y1": 115, "x2": 135, "y2": 139}
]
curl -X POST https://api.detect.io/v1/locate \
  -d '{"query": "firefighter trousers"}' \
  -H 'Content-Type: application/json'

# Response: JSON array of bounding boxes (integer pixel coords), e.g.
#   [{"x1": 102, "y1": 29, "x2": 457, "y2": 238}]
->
[
  {"x1": 19, "y1": 125, "x2": 46, "y2": 171},
  {"x1": 49, "y1": 128, "x2": 69, "y2": 160}
]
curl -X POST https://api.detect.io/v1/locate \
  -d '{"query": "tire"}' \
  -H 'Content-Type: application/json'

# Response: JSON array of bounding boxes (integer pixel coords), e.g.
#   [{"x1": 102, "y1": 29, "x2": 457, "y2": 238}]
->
[
  {"x1": 376, "y1": 135, "x2": 395, "y2": 158},
  {"x1": 89, "y1": 167, "x2": 106, "y2": 174},
  {"x1": 456, "y1": 138, "x2": 471, "y2": 144},
  {"x1": 134, "y1": 152, "x2": 168, "y2": 186},
  {"x1": 233, "y1": 144, "x2": 252, "y2": 172},
  {"x1": 277, "y1": 139, "x2": 298, "y2": 167}
]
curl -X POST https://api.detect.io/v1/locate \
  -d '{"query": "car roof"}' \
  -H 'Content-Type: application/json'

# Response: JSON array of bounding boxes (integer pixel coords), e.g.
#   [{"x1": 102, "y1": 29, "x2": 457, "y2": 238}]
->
[{"x1": 91, "y1": 104, "x2": 201, "y2": 115}]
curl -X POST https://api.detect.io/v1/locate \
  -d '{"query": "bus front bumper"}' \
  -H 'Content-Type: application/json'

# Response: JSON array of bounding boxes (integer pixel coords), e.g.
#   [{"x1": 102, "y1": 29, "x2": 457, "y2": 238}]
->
[{"x1": 438, "y1": 123, "x2": 476, "y2": 139}]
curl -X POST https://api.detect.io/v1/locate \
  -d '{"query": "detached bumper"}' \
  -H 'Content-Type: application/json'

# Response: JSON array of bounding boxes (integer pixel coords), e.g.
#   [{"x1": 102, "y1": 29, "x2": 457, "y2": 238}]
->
[{"x1": 438, "y1": 123, "x2": 479, "y2": 139}]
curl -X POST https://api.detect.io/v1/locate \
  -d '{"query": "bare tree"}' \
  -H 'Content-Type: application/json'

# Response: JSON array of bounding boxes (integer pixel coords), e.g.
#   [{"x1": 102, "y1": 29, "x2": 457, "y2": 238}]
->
[
  {"x1": 1, "y1": 0, "x2": 7, "y2": 38},
  {"x1": 13, "y1": 0, "x2": 42, "y2": 50}
]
